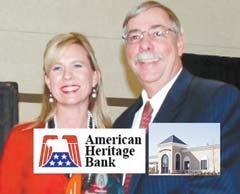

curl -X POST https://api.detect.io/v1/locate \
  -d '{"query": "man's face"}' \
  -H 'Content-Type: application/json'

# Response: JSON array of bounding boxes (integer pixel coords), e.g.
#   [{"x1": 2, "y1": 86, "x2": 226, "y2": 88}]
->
[{"x1": 124, "y1": 7, "x2": 184, "y2": 96}]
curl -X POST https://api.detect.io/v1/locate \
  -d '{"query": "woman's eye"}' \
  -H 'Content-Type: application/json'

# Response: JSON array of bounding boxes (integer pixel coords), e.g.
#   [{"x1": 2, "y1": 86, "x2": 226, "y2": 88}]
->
[
  {"x1": 52, "y1": 65, "x2": 62, "y2": 71},
  {"x1": 50, "y1": 64, "x2": 63, "y2": 72},
  {"x1": 74, "y1": 63, "x2": 83, "y2": 68}
]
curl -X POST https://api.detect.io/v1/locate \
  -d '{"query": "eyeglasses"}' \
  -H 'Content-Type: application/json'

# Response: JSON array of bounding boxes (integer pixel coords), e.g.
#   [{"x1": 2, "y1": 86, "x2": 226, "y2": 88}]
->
[{"x1": 122, "y1": 25, "x2": 176, "y2": 44}]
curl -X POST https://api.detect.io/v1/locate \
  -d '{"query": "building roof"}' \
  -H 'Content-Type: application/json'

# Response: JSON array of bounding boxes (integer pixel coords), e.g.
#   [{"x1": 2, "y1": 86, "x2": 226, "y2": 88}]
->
[{"x1": 160, "y1": 135, "x2": 187, "y2": 145}]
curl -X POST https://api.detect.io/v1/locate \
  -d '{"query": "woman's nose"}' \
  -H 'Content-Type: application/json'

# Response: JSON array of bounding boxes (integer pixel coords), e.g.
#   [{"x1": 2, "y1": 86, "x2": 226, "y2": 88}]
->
[{"x1": 63, "y1": 68, "x2": 73, "y2": 80}]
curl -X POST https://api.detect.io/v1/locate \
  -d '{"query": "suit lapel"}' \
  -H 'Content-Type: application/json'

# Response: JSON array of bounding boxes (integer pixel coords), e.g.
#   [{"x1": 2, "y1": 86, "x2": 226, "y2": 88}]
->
[{"x1": 153, "y1": 68, "x2": 193, "y2": 122}]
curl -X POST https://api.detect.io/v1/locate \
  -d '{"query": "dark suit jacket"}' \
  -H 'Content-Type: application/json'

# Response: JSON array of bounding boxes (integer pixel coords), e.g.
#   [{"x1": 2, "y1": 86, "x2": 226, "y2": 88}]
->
[{"x1": 113, "y1": 68, "x2": 240, "y2": 194}]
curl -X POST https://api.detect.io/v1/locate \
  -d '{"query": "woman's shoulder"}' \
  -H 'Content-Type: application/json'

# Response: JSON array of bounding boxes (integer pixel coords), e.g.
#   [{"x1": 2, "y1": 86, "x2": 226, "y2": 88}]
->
[
  {"x1": 2, "y1": 122, "x2": 45, "y2": 153},
  {"x1": 10, "y1": 121, "x2": 44, "y2": 135}
]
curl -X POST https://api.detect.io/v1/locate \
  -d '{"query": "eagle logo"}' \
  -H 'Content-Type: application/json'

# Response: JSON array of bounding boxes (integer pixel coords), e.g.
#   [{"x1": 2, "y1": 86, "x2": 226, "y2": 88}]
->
[{"x1": 38, "y1": 135, "x2": 81, "y2": 168}]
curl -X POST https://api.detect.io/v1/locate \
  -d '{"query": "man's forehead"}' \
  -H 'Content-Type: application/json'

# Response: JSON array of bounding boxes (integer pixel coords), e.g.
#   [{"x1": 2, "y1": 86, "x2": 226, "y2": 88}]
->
[{"x1": 126, "y1": 7, "x2": 171, "y2": 30}]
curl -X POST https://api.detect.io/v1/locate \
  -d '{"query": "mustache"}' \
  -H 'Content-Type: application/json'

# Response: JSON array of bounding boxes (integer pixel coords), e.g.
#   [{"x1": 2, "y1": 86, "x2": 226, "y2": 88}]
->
[{"x1": 135, "y1": 52, "x2": 162, "y2": 63}]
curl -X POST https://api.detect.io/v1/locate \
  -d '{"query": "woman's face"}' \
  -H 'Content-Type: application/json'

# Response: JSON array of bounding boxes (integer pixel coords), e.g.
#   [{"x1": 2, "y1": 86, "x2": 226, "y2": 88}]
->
[{"x1": 45, "y1": 44, "x2": 99, "y2": 107}]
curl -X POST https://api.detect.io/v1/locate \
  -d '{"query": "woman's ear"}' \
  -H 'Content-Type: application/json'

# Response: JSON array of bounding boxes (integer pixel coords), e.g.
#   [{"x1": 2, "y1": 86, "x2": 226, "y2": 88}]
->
[
  {"x1": 45, "y1": 74, "x2": 51, "y2": 91},
  {"x1": 92, "y1": 70, "x2": 101, "y2": 87}
]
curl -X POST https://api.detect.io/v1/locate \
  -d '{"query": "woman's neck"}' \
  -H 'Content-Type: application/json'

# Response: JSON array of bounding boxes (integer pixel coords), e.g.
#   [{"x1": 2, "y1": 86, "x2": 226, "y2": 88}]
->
[{"x1": 54, "y1": 105, "x2": 89, "y2": 128}]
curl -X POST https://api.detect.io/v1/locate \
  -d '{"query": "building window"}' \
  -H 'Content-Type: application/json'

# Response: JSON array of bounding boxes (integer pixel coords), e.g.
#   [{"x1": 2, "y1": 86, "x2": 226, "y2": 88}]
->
[
  {"x1": 175, "y1": 154, "x2": 180, "y2": 170},
  {"x1": 183, "y1": 156, "x2": 191, "y2": 171},
  {"x1": 184, "y1": 161, "x2": 190, "y2": 170},
  {"x1": 161, "y1": 154, "x2": 169, "y2": 173},
  {"x1": 201, "y1": 160, "x2": 208, "y2": 170}
]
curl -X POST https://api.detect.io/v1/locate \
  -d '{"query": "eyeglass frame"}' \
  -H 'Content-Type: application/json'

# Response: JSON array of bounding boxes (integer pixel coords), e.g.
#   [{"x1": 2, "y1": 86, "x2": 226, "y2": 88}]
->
[{"x1": 122, "y1": 24, "x2": 177, "y2": 44}]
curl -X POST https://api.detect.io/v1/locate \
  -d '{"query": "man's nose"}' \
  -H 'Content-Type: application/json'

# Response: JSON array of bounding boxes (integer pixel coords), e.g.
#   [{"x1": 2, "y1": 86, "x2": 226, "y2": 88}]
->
[{"x1": 139, "y1": 33, "x2": 154, "y2": 51}]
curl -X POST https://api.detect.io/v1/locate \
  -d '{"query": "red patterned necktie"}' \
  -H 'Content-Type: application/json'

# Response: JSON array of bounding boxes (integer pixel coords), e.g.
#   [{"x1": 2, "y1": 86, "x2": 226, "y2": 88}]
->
[
  {"x1": 139, "y1": 101, "x2": 153, "y2": 130},
  {"x1": 124, "y1": 101, "x2": 153, "y2": 194},
  {"x1": 123, "y1": 174, "x2": 132, "y2": 194}
]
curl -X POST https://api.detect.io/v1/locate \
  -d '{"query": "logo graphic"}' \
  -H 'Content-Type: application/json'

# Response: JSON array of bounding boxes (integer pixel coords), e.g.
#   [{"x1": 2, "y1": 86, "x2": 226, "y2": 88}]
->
[
  {"x1": 34, "y1": 128, "x2": 146, "y2": 174},
  {"x1": 39, "y1": 135, "x2": 81, "y2": 168}
]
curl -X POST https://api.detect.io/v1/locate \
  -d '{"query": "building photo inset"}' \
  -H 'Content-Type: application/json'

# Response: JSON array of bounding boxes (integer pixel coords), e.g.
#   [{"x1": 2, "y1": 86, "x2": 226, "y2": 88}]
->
[{"x1": 148, "y1": 123, "x2": 220, "y2": 176}]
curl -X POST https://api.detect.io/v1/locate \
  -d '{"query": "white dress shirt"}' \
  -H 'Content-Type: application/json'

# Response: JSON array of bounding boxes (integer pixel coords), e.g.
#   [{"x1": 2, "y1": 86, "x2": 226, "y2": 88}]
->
[{"x1": 132, "y1": 68, "x2": 182, "y2": 129}]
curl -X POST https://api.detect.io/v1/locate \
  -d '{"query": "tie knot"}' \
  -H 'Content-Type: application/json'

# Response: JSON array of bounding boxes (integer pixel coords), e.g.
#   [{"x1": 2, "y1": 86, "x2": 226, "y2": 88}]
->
[{"x1": 143, "y1": 101, "x2": 153, "y2": 115}]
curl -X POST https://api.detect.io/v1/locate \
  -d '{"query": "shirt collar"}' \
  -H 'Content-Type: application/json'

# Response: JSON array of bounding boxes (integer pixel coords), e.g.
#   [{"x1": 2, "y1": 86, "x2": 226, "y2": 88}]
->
[
  {"x1": 141, "y1": 67, "x2": 182, "y2": 114},
  {"x1": 132, "y1": 68, "x2": 182, "y2": 128}
]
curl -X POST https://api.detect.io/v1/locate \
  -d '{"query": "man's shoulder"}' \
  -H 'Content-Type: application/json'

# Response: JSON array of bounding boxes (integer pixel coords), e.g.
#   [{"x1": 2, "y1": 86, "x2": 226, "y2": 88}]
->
[
  {"x1": 179, "y1": 68, "x2": 240, "y2": 94},
  {"x1": 191, "y1": 76, "x2": 240, "y2": 98},
  {"x1": 113, "y1": 99, "x2": 142, "y2": 128},
  {"x1": 113, "y1": 107, "x2": 134, "y2": 128}
]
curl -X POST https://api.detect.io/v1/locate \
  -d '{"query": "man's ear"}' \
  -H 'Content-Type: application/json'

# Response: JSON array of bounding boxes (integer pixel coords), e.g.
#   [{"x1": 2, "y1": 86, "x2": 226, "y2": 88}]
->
[{"x1": 177, "y1": 33, "x2": 184, "y2": 57}]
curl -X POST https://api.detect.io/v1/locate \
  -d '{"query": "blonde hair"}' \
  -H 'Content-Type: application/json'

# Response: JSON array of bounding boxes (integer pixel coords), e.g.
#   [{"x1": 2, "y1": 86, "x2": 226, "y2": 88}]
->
[
  {"x1": 33, "y1": 32, "x2": 111, "y2": 128},
  {"x1": 123, "y1": 1, "x2": 183, "y2": 35}
]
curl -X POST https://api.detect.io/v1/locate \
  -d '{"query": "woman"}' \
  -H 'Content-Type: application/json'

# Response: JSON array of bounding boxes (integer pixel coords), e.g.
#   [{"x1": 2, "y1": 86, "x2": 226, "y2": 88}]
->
[{"x1": 0, "y1": 32, "x2": 113, "y2": 194}]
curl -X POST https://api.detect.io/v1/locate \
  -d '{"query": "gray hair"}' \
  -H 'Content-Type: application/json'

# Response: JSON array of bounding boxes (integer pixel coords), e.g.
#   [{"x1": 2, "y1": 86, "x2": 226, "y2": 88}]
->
[{"x1": 123, "y1": 1, "x2": 183, "y2": 35}]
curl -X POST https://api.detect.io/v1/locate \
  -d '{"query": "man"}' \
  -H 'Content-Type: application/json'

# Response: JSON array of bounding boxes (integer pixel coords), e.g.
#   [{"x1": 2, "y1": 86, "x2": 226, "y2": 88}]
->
[{"x1": 113, "y1": 1, "x2": 240, "y2": 194}]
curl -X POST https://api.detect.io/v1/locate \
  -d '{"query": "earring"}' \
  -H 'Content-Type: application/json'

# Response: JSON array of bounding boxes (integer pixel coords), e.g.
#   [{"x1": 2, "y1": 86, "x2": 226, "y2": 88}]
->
[
  {"x1": 49, "y1": 93, "x2": 54, "y2": 103},
  {"x1": 91, "y1": 88, "x2": 97, "y2": 98}
]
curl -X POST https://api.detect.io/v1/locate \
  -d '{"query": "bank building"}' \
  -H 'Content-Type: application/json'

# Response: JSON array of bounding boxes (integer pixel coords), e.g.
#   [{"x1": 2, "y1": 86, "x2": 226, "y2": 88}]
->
[{"x1": 149, "y1": 135, "x2": 220, "y2": 175}]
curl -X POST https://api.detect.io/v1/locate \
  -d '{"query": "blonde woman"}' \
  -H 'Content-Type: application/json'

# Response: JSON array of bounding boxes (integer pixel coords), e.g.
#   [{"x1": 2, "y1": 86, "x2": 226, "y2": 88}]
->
[{"x1": 0, "y1": 32, "x2": 112, "y2": 194}]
